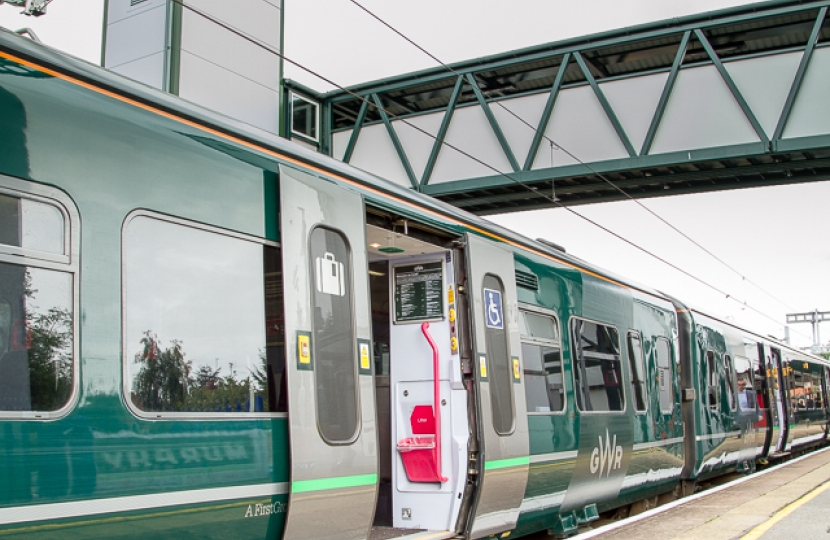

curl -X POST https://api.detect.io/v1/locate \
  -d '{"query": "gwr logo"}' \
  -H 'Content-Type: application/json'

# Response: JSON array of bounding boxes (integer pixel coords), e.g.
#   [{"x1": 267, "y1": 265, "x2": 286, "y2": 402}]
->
[{"x1": 589, "y1": 429, "x2": 623, "y2": 477}]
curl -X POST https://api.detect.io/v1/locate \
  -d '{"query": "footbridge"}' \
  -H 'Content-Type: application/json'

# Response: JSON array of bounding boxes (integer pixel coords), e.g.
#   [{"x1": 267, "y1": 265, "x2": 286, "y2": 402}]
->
[{"x1": 299, "y1": 0, "x2": 830, "y2": 214}]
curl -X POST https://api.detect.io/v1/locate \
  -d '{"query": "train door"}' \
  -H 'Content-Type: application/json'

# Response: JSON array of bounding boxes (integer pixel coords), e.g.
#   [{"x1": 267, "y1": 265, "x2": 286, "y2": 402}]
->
[
  {"x1": 463, "y1": 233, "x2": 530, "y2": 539},
  {"x1": 278, "y1": 165, "x2": 377, "y2": 540},
  {"x1": 766, "y1": 346, "x2": 789, "y2": 454},
  {"x1": 365, "y1": 223, "x2": 469, "y2": 535}
]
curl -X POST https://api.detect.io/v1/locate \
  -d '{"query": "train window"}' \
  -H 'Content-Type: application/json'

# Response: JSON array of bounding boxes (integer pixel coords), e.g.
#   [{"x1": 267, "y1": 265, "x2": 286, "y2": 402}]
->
[
  {"x1": 570, "y1": 318, "x2": 624, "y2": 412},
  {"x1": 626, "y1": 332, "x2": 647, "y2": 413},
  {"x1": 0, "y1": 183, "x2": 77, "y2": 418},
  {"x1": 0, "y1": 193, "x2": 66, "y2": 258},
  {"x1": 483, "y1": 275, "x2": 515, "y2": 434},
  {"x1": 655, "y1": 338, "x2": 674, "y2": 414},
  {"x1": 724, "y1": 355, "x2": 737, "y2": 411},
  {"x1": 123, "y1": 214, "x2": 286, "y2": 417},
  {"x1": 706, "y1": 350, "x2": 718, "y2": 409},
  {"x1": 520, "y1": 308, "x2": 564, "y2": 414},
  {"x1": 309, "y1": 226, "x2": 358, "y2": 443},
  {"x1": 0, "y1": 264, "x2": 74, "y2": 412}
]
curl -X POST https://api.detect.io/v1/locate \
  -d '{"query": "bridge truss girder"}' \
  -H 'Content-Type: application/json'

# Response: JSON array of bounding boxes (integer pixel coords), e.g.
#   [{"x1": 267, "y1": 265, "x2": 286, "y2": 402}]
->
[{"x1": 318, "y1": 1, "x2": 830, "y2": 214}]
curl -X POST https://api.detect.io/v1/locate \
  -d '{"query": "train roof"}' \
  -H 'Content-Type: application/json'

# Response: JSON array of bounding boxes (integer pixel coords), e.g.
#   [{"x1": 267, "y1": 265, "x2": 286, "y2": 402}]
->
[{"x1": 0, "y1": 27, "x2": 709, "y2": 309}]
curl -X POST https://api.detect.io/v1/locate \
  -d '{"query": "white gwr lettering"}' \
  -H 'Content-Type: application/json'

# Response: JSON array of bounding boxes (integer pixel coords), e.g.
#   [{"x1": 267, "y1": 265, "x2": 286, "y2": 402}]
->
[{"x1": 589, "y1": 429, "x2": 623, "y2": 477}]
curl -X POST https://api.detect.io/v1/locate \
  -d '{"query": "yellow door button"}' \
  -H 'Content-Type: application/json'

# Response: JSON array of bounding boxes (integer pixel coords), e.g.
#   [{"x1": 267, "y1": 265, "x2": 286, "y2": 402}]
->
[{"x1": 449, "y1": 308, "x2": 456, "y2": 322}]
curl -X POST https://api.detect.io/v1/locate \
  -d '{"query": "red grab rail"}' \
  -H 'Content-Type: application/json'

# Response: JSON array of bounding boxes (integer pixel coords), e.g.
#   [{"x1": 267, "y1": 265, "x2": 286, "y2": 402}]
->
[{"x1": 421, "y1": 321, "x2": 447, "y2": 482}]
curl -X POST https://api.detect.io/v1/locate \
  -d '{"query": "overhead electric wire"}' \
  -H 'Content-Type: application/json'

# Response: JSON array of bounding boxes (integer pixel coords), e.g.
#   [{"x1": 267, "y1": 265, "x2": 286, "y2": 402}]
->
[
  {"x1": 169, "y1": 0, "x2": 803, "y2": 338},
  {"x1": 346, "y1": 0, "x2": 800, "y2": 316}
]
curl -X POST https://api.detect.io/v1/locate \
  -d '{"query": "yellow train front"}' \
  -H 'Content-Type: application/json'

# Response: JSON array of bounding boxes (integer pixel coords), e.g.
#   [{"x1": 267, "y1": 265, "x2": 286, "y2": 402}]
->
[{"x1": 0, "y1": 26, "x2": 828, "y2": 540}]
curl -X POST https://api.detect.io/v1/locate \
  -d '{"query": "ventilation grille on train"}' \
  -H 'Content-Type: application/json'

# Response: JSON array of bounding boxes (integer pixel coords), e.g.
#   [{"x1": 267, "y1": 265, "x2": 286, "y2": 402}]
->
[
  {"x1": 515, "y1": 269, "x2": 539, "y2": 291},
  {"x1": 130, "y1": 0, "x2": 148, "y2": 6}
]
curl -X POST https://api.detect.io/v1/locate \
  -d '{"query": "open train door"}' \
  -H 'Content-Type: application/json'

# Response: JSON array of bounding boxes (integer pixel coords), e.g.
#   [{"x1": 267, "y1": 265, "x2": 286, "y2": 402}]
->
[
  {"x1": 279, "y1": 165, "x2": 377, "y2": 540},
  {"x1": 464, "y1": 233, "x2": 530, "y2": 538}
]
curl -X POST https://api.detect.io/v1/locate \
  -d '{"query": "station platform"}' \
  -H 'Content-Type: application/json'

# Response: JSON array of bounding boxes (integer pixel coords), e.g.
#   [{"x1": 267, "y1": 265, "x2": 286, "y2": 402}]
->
[{"x1": 572, "y1": 446, "x2": 830, "y2": 540}]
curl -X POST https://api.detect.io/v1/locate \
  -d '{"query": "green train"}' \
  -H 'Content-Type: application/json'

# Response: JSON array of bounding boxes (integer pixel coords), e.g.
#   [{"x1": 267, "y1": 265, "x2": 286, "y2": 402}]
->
[{"x1": 1, "y1": 28, "x2": 828, "y2": 540}]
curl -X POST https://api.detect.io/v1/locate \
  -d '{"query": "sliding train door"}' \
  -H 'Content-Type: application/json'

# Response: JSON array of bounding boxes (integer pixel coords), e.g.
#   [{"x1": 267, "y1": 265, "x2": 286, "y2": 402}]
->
[
  {"x1": 278, "y1": 165, "x2": 377, "y2": 540},
  {"x1": 464, "y1": 233, "x2": 530, "y2": 538}
]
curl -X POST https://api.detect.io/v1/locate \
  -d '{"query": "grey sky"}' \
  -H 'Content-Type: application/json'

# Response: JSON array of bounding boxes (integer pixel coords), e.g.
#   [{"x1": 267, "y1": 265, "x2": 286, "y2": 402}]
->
[{"x1": 2, "y1": 0, "x2": 828, "y2": 348}]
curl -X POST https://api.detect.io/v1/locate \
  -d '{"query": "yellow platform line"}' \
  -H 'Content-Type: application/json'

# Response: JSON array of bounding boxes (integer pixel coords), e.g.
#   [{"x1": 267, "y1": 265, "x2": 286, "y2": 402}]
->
[{"x1": 741, "y1": 480, "x2": 830, "y2": 540}]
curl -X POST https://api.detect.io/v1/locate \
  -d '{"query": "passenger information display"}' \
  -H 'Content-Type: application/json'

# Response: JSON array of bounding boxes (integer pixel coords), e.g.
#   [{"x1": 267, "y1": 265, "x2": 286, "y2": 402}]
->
[{"x1": 394, "y1": 261, "x2": 444, "y2": 322}]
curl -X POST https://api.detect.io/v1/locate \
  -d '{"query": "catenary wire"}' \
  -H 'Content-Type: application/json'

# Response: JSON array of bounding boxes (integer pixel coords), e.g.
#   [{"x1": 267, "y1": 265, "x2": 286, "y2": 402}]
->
[
  {"x1": 169, "y1": 0, "x2": 804, "y2": 338},
  {"x1": 346, "y1": 0, "x2": 800, "y2": 315}
]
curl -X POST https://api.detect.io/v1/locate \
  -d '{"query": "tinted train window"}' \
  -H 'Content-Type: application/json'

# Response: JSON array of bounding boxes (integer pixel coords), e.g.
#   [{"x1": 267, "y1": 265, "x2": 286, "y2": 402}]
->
[
  {"x1": 626, "y1": 332, "x2": 647, "y2": 413},
  {"x1": 520, "y1": 309, "x2": 564, "y2": 413},
  {"x1": 656, "y1": 338, "x2": 674, "y2": 414},
  {"x1": 724, "y1": 354, "x2": 736, "y2": 411},
  {"x1": 483, "y1": 275, "x2": 515, "y2": 434},
  {"x1": 123, "y1": 214, "x2": 286, "y2": 416},
  {"x1": 309, "y1": 226, "x2": 358, "y2": 443},
  {"x1": 570, "y1": 319, "x2": 623, "y2": 412},
  {"x1": 706, "y1": 350, "x2": 718, "y2": 409},
  {"x1": 0, "y1": 187, "x2": 76, "y2": 417}
]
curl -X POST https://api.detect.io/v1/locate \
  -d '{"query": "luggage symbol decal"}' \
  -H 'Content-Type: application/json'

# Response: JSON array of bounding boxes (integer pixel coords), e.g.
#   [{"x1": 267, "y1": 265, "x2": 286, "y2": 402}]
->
[{"x1": 315, "y1": 252, "x2": 345, "y2": 296}]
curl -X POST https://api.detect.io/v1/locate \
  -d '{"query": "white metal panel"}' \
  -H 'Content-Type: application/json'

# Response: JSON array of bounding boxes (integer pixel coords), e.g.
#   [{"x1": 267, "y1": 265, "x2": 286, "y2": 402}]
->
[
  {"x1": 490, "y1": 93, "x2": 548, "y2": 168},
  {"x1": 650, "y1": 65, "x2": 760, "y2": 155},
  {"x1": 349, "y1": 122, "x2": 411, "y2": 188},
  {"x1": 107, "y1": 52, "x2": 166, "y2": 90},
  {"x1": 332, "y1": 131, "x2": 350, "y2": 161},
  {"x1": 783, "y1": 47, "x2": 830, "y2": 140},
  {"x1": 186, "y1": 0, "x2": 281, "y2": 50},
  {"x1": 178, "y1": 50, "x2": 280, "y2": 133},
  {"x1": 430, "y1": 104, "x2": 513, "y2": 185},
  {"x1": 601, "y1": 72, "x2": 669, "y2": 152},
  {"x1": 103, "y1": 3, "x2": 167, "y2": 75},
  {"x1": 531, "y1": 85, "x2": 628, "y2": 169},
  {"x1": 180, "y1": 8, "x2": 280, "y2": 91},
  {"x1": 392, "y1": 113, "x2": 444, "y2": 182},
  {"x1": 726, "y1": 51, "x2": 802, "y2": 138},
  {"x1": 105, "y1": 0, "x2": 167, "y2": 26}
]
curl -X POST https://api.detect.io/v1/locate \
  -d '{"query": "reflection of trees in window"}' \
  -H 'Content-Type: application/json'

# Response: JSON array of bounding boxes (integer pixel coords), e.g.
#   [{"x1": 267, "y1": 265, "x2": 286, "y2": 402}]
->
[
  {"x1": 131, "y1": 332, "x2": 276, "y2": 413},
  {"x1": 0, "y1": 265, "x2": 73, "y2": 412}
]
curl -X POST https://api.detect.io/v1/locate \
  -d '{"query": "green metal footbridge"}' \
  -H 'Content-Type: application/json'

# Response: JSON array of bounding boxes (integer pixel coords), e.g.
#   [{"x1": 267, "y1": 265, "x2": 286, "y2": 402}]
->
[{"x1": 289, "y1": 0, "x2": 830, "y2": 214}]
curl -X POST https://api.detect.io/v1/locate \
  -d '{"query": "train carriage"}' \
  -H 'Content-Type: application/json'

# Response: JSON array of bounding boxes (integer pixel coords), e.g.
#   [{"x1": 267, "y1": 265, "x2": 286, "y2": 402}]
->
[{"x1": 0, "y1": 27, "x2": 829, "y2": 540}]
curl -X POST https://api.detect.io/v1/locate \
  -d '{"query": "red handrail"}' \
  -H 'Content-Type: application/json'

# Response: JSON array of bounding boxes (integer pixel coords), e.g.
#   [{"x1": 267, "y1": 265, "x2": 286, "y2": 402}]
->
[{"x1": 421, "y1": 321, "x2": 447, "y2": 482}]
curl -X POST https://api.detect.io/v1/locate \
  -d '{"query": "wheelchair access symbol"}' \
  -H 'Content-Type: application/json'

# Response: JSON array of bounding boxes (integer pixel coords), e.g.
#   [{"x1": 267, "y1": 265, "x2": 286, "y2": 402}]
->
[{"x1": 484, "y1": 288, "x2": 503, "y2": 329}]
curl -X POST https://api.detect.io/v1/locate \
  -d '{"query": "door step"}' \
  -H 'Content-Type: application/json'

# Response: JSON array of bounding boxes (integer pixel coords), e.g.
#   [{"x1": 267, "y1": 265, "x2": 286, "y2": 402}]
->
[{"x1": 369, "y1": 527, "x2": 457, "y2": 540}]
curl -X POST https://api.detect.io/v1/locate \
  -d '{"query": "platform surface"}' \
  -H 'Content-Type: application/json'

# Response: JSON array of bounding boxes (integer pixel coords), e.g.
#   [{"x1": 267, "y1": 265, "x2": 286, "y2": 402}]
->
[{"x1": 570, "y1": 447, "x2": 830, "y2": 540}]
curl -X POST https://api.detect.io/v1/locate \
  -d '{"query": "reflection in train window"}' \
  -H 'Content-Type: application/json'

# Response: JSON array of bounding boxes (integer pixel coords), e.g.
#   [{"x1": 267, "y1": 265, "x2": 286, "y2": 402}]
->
[
  {"x1": 123, "y1": 214, "x2": 286, "y2": 416},
  {"x1": 655, "y1": 338, "x2": 674, "y2": 414},
  {"x1": 520, "y1": 309, "x2": 563, "y2": 414},
  {"x1": 0, "y1": 193, "x2": 65, "y2": 256},
  {"x1": 706, "y1": 350, "x2": 718, "y2": 409},
  {"x1": 626, "y1": 332, "x2": 647, "y2": 413},
  {"x1": 309, "y1": 226, "x2": 358, "y2": 443},
  {"x1": 0, "y1": 298, "x2": 9, "y2": 357},
  {"x1": 0, "y1": 264, "x2": 73, "y2": 412},
  {"x1": 571, "y1": 318, "x2": 623, "y2": 412},
  {"x1": 0, "y1": 187, "x2": 75, "y2": 416},
  {"x1": 724, "y1": 354, "x2": 736, "y2": 411}
]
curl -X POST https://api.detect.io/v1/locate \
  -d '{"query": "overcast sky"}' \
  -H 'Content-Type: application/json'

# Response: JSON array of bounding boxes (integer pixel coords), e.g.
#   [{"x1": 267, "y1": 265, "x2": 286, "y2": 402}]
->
[{"x1": 2, "y1": 0, "x2": 828, "y2": 349}]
